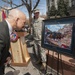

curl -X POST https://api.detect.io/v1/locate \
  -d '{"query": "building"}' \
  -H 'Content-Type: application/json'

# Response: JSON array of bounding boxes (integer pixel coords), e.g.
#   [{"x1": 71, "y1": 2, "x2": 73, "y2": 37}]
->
[
  {"x1": 70, "y1": 0, "x2": 75, "y2": 16},
  {"x1": 46, "y1": 0, "x2": 75, "y2": 16}
]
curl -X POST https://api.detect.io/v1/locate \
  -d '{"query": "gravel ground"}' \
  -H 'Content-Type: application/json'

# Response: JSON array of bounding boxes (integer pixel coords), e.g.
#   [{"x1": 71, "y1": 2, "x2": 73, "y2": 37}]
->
[{"x1": 5, "y1": 47, "x2": 58, "y2": 75}]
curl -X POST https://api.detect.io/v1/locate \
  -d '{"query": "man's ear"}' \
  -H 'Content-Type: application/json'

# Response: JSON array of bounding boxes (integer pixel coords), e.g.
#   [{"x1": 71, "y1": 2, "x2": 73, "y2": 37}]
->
[
  {"x1": 12, "y1": 17, "x2": 18, "y2": 23},
  {"x1": 16, "y1": 17, "x2": 19, "y2": 21}
]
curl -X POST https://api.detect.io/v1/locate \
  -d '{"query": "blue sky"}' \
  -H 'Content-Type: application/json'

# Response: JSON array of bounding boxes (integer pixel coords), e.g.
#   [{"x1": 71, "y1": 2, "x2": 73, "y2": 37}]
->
[
  {"x1": 0, "y1": 0, "x2": 47, "y2": 18},
  {"x1": 46, "y1": 24, "x2": 66, "y2": 32}
]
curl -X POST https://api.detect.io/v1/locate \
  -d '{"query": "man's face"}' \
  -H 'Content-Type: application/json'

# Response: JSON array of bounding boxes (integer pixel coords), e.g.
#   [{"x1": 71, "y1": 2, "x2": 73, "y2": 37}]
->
[
  {"x1": 34, "y1": 12, "x2": 39, "y2": 19},
  {"x1": 16, "y1": 16, "x2": 26, "y2": 30}
]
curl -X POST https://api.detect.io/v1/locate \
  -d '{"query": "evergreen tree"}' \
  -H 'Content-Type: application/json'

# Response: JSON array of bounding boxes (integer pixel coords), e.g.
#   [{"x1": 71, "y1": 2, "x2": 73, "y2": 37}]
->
[
  {"x1": 47, "y1": 4, "x2": 58, "y2": 19},
  {"x1": 64, "y1": 0, "x2": 70, "y2": 16},
  {"x1": 58, "y1": 0, "x2": 70, "y2": 17},
  {"x1": 49, "y1": 4, "x2": 57, "y2": 16},
  {"x1": 47, "y1": 0, "x2": 70, "y2": 18}
]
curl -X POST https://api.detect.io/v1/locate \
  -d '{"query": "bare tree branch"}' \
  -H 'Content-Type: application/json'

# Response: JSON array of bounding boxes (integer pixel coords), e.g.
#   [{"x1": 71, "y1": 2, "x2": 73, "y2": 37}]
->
[
  {"x1": 0, "y1": 6, "x2": 7, "y2": 10},
  {"x1": 30, "y1": 0, "x2": 32, "y2": 9},
  {"x1": 21, "y1": 0, "x2": 31, "y2": 12},
  {"x1": 25, "y1": 0, "x2": 27, "y2": 3},
  {"x1": 0, "y1": 4, "x2": 24, "y2": 10},
  {"x1": 8, "y1": 4, "x2": 24, "y2": 10},
  {"x1": 2, "y1": 0, "x2": 18, "y2": 7},
  {"x1": 32, "y1": 0, "x2": 40, "y2": 11},
  {"x1": 21, "y1": 0, "x2": 40, "y2": 26},
  {"x1": 21, "y1": 0, "x2": 28, "y2": 7}
]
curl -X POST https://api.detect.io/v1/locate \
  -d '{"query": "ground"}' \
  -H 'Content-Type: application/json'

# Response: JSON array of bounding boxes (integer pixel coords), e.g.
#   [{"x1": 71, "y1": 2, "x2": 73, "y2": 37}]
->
[{"x1": 5, "y1": 47, "x2": 57, "y2": 75}]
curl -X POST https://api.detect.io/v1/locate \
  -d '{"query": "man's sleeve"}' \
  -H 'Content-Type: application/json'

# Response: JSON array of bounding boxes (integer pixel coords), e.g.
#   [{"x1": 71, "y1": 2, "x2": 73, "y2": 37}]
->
[{"x1": 0, "y1": 35, "x2": 5, "y2": 61}]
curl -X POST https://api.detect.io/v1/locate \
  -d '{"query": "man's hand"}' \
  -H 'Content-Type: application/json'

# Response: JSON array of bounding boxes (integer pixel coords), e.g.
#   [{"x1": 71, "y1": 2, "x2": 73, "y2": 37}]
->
[{"x1": 5, "y1": 57, "x2": 11, "y2": 65}]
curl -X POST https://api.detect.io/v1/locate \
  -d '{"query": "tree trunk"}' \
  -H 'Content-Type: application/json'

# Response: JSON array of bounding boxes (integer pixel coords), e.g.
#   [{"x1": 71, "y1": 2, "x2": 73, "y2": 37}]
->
[
  {"x1": 28, "y1": 11, "x2": 32, "y2": 34},
  {"x1": 28, "y1": 11, "x2": 32, "y2": 26}
]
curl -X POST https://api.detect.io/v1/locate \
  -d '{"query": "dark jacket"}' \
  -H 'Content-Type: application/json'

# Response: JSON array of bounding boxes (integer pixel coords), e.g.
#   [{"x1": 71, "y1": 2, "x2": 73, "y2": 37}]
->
[{"x1": 0, "y1": 21, "x2": 11, "y2": 65}]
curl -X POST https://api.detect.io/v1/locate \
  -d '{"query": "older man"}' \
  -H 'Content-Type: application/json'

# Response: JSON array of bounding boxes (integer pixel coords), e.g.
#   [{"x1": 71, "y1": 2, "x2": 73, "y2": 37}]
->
[{"x1": 0, "y1": 9, "x2": 26, "y2": 75}]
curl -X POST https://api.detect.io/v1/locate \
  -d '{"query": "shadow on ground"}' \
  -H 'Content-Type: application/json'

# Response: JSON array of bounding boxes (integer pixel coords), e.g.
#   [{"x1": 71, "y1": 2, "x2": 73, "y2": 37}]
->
[{"x1": 29, "y1": 52, "x2": 46, "y2": 74}]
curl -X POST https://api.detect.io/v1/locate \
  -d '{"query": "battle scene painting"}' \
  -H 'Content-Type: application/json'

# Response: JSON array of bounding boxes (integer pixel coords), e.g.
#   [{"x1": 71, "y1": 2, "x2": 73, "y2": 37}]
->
[{"x1": 44, "y1": 23, "x2": 73, "y2": 50}]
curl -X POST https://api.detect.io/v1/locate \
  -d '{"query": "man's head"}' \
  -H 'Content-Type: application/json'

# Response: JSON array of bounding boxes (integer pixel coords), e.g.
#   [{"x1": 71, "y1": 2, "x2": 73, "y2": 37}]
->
[
  {"x1": 6, "y1": 9, "x2": 26, "y2": 30},
  {"x1": 34, "y1": 9, "x2": 40, "y2": 19}
]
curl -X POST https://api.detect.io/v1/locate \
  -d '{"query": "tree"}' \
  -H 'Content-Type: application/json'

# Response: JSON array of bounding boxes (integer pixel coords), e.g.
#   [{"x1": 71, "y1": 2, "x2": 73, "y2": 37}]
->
[
  {"x1": 58, "y1": 0, "x2": 70, "y2": 17},
  {"x1": 64, "y1": 0, "x2": 70, "y2": 16},
  {"x1": 21, "y1": 0, "x2": 40, "y2": 26},
  {"x1": 49, "y1": 4, "x2": 57, "y2": 17},
  {"x1": 1, "y1": 0, "x2": 40, "y2": 26}
]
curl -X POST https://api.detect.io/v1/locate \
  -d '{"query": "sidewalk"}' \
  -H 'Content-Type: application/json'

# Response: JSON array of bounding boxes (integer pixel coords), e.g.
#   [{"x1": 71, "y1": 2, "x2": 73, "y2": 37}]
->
[{"x1": 5, "y1": 47, "x2": 57, "y2": 75}]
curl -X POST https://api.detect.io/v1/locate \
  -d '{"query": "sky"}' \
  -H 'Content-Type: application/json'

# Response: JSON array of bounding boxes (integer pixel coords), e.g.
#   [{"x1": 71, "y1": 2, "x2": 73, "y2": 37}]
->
[
  {"x1": 0, "y1": 0, "x2": 47, "y2": 18},
  {"x1": 46, "y1": 24, "x2": 65, "y2": 32}
]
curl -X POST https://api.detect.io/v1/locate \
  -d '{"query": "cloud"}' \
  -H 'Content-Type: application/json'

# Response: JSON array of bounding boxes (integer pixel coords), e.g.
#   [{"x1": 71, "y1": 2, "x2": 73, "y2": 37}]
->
[{"x1": 46, "y1": 24, "x2": 65, "y2": 32}]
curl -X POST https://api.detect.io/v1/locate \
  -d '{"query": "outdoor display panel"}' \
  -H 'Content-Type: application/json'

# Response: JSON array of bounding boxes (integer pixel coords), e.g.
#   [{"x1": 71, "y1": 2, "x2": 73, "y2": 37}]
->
[{"x1": 41, "y1": 16, "x2": 75, "y2": 58}]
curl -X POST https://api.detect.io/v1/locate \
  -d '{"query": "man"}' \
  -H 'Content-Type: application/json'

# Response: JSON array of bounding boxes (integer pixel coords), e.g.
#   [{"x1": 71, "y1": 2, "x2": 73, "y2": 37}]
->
[
  {"x1": 0, "y1": 9, "x2": 26, "y2": 75},
  {"x1": 32, "y1": 9, "x2": 46, "y2": 70}
]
